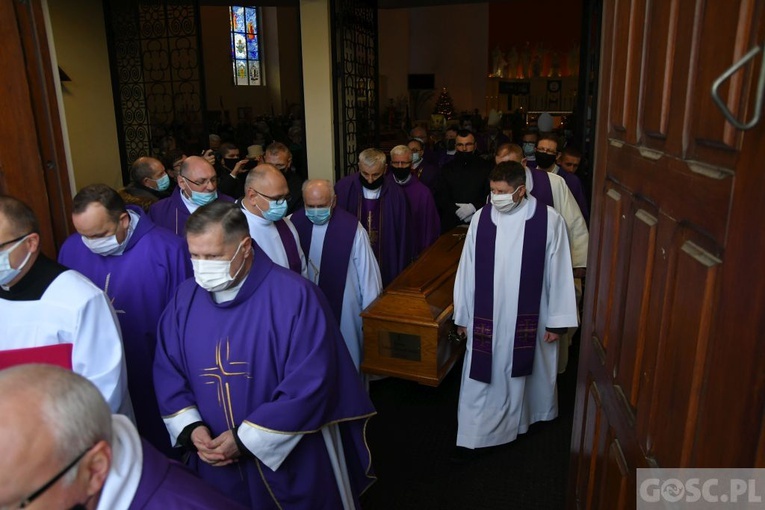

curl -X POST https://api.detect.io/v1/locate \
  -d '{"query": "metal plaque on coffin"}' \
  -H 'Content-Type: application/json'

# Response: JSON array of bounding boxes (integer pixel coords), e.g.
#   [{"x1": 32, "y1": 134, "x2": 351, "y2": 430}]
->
[{"x1": 361, "y1": 226, "x2": 467, "y2": 386}]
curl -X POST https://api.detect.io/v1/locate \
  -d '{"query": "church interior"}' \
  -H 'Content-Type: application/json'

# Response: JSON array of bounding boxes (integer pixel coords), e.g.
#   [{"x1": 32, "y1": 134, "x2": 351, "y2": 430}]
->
[{"x1": 2, "y1": 0, "x2": 765, "y2": 509}]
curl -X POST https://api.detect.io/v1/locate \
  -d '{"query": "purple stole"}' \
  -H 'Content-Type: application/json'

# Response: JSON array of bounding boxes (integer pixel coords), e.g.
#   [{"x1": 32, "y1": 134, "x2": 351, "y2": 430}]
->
[
  {"x1": 471, "y1": 201, "x2": 547, "y2": 383},
  {"x1": 530, "y1": 169, "x2": 554, "y2": 208},
  {"x1": 273, "y1": 219, "x2": 302, "y2": 274},
  {"x1": 291, "y1": 208, "x2": 357, "y2": 323},
  {"x1": 358, "y1": 197, "x2": 382, "y2": 262}
]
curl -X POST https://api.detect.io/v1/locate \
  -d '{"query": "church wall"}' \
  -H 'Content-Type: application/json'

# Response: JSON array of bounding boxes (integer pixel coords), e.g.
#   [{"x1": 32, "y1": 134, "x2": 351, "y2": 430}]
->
[
  {"x1": 46, "y1": 0, "x2": 122, "y2": 191},
  {"x1": 378, "y1": 3, "x2": 489, "y2": 122},
  {"x1": 199, "y1": 6, "x2": 302, "y2": 125}
]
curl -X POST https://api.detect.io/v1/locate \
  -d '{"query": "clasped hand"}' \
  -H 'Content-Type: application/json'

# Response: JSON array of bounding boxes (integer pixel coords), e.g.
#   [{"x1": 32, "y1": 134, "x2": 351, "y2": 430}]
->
[{"x1": 191, "y1": 426, "x2": 241, "y2": 467}]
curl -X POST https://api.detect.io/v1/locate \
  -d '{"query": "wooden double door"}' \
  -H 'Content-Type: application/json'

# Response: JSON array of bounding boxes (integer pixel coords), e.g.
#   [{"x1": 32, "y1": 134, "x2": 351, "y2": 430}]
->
[{"x1": 569, "y1": 0, "x2": 765, "y2": 508}]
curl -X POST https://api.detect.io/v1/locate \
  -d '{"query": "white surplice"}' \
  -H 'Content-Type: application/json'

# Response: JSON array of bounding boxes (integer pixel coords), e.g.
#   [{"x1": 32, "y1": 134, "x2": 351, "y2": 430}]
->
[
  {"x1": 0, "y1": 270, "x2": 133, "y2": 417},
  {"x1": 304, "y1": 220, "x2": 382, "y2": 370},
  {"x1": 242, "y1": 206, "x2": 308, "y2": 278},
  {"x1": 453, "y1": 196, "x2": 578, "y2": 449}
]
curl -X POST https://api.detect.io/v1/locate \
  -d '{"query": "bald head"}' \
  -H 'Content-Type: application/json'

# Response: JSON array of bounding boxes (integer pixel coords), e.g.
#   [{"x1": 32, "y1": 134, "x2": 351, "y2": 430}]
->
[
  {"x1": 243, "y1": 164, "x2": 290, "y2": 218},
  {"x1": 302, "y1": 179, "x2": 335, "y2": 208},
  {"x1": 0, "y1": 365, "x2": 113, "y2": 508}
]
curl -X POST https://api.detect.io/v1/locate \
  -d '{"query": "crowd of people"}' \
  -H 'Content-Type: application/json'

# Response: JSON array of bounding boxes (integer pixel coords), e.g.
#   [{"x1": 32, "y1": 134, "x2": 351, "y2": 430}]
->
[{"x1": 0, "y1": 114, "x2": 590, "y2": 508}]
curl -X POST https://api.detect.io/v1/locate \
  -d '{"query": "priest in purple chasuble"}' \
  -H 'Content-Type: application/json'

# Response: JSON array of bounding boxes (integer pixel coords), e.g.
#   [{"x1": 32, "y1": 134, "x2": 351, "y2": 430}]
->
[
  {"x1": 148, "y1": 156, "x2": 234, "y2": 238},
  {"x1": 239, "y1": 163, "x2": 308, "y2": 277},
  {"x1": 0, "y1": 365, "x2": 246, "y2": 510},
  {"x1": 291, "y1": 179, "x2": 382, "y2": 374},
  {"x1": 154, "y1": 202, "x2": 376, "y2": 509},
  {"x1": 388, "y1": 144, "x2": 441, "y2": 258},
  {"x1": 58, "y1": 184, "x2": 192, "y2": 457},
  {"x1": 453, "y1": 161, "x2": 578, "y2": 450},
  {"x1": 334, "y1": 148, "x2": 412, "y2": 287}
]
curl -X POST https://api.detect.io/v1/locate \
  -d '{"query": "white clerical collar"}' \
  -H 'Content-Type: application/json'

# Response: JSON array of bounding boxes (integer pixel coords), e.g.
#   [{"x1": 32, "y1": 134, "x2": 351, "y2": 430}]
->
[
  {"x1": 111, "y1": 210, "x2": 140, "y2": 257},
  {"x1": 362, "y1": 187, "x2": 381, "y2": 199},
  {"x1": 552, "y1": 164, "x2": 562, "y2": 175},
  {"x1": 446, "y1": 150, "x2": 456, "y2": 156},
  {"x1": 97, "y1": 415, "x2": 143, "y2": 510},
  {"x1": 241, "y1": 203, "x2": 272, "y2": 226},
  {"x1": 179, "y1": 189, "x2": 201, "y2": 214}
]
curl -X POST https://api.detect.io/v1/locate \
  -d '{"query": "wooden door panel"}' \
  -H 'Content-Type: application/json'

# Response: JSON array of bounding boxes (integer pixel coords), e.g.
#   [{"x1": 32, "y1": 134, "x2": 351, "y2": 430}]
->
[
  {"x1": 686, "y1": 0, "x2": 764, "y2": 170},
  {"x1": 591, "y1": 181, "x2": 628, "y2": 357},
  {"x1": 575, "y1": 379, "x2": 607, "y2": 510},
  {"x1": 614, "y1": 201, "x2": 658, "y2": 418},
  {"x1": 598, "y1": 434, "x2": 632, "y2": 510},
  {"x1": 606, "y1": 0, "x2": 644, "y2": 143},
  {"x1": 645, "y1": 226, "x2": 722, "y2": 467}
]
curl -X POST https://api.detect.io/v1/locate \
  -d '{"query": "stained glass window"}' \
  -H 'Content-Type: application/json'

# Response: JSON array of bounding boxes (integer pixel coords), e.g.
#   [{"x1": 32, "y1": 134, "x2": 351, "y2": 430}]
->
[{"x1": 230, "y1": 6, "x2": 263, "y2": 86}]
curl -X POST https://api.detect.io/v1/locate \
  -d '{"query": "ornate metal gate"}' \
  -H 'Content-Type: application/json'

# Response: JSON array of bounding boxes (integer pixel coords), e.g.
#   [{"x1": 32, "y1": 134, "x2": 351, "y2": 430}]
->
[
  {"x1": 104, "y1": 0, "x2": 206, "y2": 182},
  {"x1": 330, "y1": 0, "x2": 379, "y2": 179}
]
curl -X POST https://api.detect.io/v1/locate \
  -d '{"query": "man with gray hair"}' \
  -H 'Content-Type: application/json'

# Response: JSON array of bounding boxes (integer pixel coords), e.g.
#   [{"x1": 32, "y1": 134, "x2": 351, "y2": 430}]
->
[
  {"x1": 291, "y1": 179, "x2": 382, "y2": 375},
  {"x1": 153, "y1": 201, "x2": 376, "y2": 508},
  {"x1": 0, "y1": 195, "x2": 131, "y2": 416},
  {"x1": 335, "y1": 148, "x2": 411, "y2": 286},
  {"x1": 0, "y1": 364, "x2": 246, "y2": 509},
  {"x1": 389, "y1": 144, "x2": 440, "y2": 258},
  {"x1": 240, "y1": 163, "x2": 307, "y2": 277},
  {"x1": 119, "y1": 156, "x2": 171, "y2": 211}
]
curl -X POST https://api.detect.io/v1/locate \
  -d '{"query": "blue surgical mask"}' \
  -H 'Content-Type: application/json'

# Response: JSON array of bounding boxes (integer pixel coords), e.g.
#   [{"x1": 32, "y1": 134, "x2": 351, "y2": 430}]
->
[
  {"x1": 412, "y1": 152, "x2": 422, "y2": 164},
  {"x1": 190, "y1": 190, "x2": 217, "y2": 206},
  {"x1": 0, "y1": 235, "x2": 32, "y2": 286},
  {"x1": 522, "y1": 142, "x2": 536, "y2": 157},
  {"x1": 306, "y1": 207, "x2": 332, "y2": 225},
  {"x1": 260, "y1": 200, "x2": 288, "y2": 222},
  {"x1": 152, "y1": 173, "x2": 170, "y2": 191}
]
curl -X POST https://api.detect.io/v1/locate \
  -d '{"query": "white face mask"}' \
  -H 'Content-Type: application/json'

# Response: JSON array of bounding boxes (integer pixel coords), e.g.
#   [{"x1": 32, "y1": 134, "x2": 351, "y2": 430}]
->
[
  {"x1": 191, "y1": 240, "x2": 246, "y2": 292},
  {"x1": 491, "y1": 187, "x2": 523, "y2": 214},
  {"x1": 81, "y1": 234, "x2": 122, "y2": 256},
  {"x1": 0, "y1": 235, "x2": 32, "y2": 286}
]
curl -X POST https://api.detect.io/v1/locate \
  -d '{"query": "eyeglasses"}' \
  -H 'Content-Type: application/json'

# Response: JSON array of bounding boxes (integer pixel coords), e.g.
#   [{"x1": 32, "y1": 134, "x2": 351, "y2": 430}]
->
[
  {"x1": 16, "y1": 445, "x2": 93, "y2": 508},
  {"x1": 249, "y1": 188, "x2": 291, "y2": 205},
  {"x1": 0, "y1": 233, "x2": 31, "y2": 251},
  {"x1": 536, "y1": 147, "x2": 558, "y2": 155},
  {"x1": 181, "y1": 174, "x2": 218, "y2": 187}
]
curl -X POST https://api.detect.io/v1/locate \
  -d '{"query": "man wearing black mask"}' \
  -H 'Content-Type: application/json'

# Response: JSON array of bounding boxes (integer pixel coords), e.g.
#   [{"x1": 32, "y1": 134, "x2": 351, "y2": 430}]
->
[
  {"x1": 214, "y1": 143, "x2": 247, "y2": 183},
  {"x1": 334, "y1": 148, "x2": 412, "y2": 286},
  {"x1": 434, "y1": 129, "x2": 492, "y2": 233},
  {"x1": 535, "y1": 135, "x2": 589, "y2": 225}
]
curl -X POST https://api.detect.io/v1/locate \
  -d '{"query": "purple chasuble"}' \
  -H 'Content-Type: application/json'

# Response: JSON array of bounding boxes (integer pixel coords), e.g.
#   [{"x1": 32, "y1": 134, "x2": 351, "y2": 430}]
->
[
  {"x1": 291, "y1": 207, "x2": 357, "y2": 323},
  {"x1": 335, "y1": 173, "x2": 411, "y2": 286},
  {"x1": 397, "y1": 175, "x2": 441, "y2": 258},
  {"x1": 272, "y1": 219, "x2": 302, "y2": 274},
  {"x1": 153, "y1": 245, "x2": 376, "y2": 509},
  {"x1": 471, "y1": 201, "x2": 547, "y2": 383},
  {"x1": 557, "y1": 168, "x2": 590, "y2": 225},
  {"x1": 58, "y1": 206, "x2": 192, "y2": 456},
  {"x1": 129, "y1": 438, "x2": 248, "y2": 509},
  {"x1": 148, "y1": 187, "x2": 234, "y2": 237},
  {"x1": 530, "y1": 169, "x2": 554, "y2": 208}
]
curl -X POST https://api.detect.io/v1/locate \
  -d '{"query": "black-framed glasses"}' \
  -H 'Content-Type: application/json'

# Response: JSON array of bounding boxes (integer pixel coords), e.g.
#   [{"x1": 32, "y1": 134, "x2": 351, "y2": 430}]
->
[
  {"x1": 249, "y1": 188, "x2": 290, "y2": 205},
  {"x1": 0, "y1": 233, "x2": 31, "y2": 251},
  {"x1": 17, "y1": 446, "x2": 93, "y2": 508},
  {"x1": 181, "y1": 174, "x2": 218, "y2": 187}
]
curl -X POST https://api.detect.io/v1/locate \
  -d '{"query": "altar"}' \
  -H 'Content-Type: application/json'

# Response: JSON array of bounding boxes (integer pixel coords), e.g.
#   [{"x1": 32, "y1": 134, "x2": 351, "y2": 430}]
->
[{"x1": 361, "y1": 227, "x2": 467, "y2": 387}]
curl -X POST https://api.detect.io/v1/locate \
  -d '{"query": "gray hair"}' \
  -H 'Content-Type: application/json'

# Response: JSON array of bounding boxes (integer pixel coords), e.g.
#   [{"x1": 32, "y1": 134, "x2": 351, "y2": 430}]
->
[
  {"x1": 186, "y1": 201, "x2": 249, "y2": 246},
  {"x1": 0, "y1": 365, "x2": 112, "y2": 483},
  {"x1": 130, "y1": 157, "x2": 161, "y2": 184},
  {"x1": 358, "y1": 148, "x2": 386, "y2": 171},
  {"x1": 0, "y1": 195, "x2": 40, "y2": 237},
  {"x1": 390, "y1": 145, "x2": 412, "y2": 160}
]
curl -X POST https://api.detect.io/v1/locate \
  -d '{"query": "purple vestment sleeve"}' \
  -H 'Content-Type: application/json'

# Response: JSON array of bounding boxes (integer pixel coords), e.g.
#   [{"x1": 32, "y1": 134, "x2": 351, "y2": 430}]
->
[
  {"x1": 153, "y1": 244, "x2": 376, "y2": 508},
  {"x1": 58, "y1": 206, "x2": 192, "y2": 455},
  {"x1": 398, "y1": 176, "x2": 441, "y2": 258},
  {"x1": 558, "y1": 170, "x2": 589, "y2": 225},
  {"x1": 129, "y1": 438, "x2": 248, "y2": 510}
]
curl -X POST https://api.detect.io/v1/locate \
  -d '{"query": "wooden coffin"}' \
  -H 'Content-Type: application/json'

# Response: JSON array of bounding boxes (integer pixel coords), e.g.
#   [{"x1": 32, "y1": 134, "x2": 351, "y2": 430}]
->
[{"x1": 361, "y1": 226, "x2": 468, "y2": 386}]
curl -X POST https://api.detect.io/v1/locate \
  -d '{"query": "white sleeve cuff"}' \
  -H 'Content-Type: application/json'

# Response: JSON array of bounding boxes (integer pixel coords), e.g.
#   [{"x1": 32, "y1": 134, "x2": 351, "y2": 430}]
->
[
  {"x1": 237, "y1": 421, "x2": 303, "y2": 471},
  {"x1": 162, "y1": 407, "x2": 203, "y2": 446}
]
